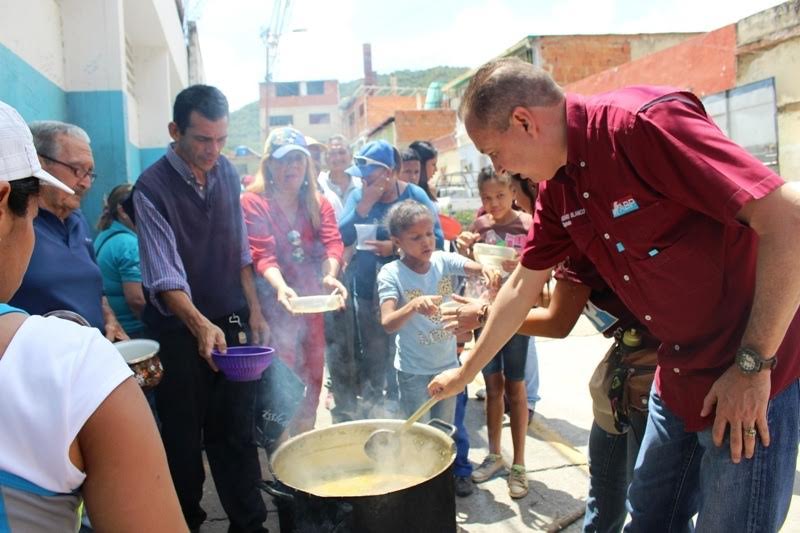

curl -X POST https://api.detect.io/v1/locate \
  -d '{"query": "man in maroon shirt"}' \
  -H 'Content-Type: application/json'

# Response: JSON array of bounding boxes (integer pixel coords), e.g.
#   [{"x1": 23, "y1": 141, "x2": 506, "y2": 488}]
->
[{"x1": 429, "y1": 57, "x2": 800, "y2": 531}]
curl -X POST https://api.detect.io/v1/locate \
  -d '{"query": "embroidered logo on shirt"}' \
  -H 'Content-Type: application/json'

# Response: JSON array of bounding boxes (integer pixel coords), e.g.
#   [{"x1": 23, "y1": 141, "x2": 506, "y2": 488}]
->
[
  {"x1": 612, "y1": 196, "x2": 639, "y2": 218},
  {"x1": 560, "y1": 208, "x2": 587, "y2": 228}
]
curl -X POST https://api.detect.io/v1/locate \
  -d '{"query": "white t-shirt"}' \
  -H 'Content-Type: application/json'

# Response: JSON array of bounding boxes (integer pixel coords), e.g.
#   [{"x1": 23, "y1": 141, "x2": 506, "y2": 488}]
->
[{"x1": 0, "y1": 316, "x2": 133, "y2": 493}]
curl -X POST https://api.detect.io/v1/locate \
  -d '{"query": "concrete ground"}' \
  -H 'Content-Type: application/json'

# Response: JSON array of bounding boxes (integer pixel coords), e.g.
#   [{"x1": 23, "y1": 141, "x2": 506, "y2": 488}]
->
[{"x1": 199, "y1": 315, "x2": 800, "y2": 532}]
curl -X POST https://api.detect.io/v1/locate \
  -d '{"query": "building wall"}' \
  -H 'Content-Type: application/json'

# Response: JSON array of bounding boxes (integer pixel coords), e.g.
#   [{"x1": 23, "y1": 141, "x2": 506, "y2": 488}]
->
[
  {"x1": 344, "y1": 94, "x2": 419, "y2": 141},
  {"x1": 565, "y1": 25, "x2": 737, "y2": 97},
  {"x1": 0, "y1": 0, "x2": 189, "y2": 228},
  {"x1": 393, "y1": 109, "x2": 456, "y2": 148},
  {"x1": 260, "y1": 79, "x2": 341, "y2": 142},
  {"x1": 736, "y1": 0, "x2": 800, "y2": 179},
  {"x1": 268, "y1": 102, "x2": 343, "y2": 142}
]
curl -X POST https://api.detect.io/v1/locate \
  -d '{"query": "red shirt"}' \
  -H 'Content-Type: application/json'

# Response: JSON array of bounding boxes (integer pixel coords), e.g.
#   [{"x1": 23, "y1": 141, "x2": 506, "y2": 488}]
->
[
  {"x1": 241, "y1": 192, "x2": 344, "y2": 296},
  {"x1": 521, "y1": 87, "x2": 800, "y2": 431}
]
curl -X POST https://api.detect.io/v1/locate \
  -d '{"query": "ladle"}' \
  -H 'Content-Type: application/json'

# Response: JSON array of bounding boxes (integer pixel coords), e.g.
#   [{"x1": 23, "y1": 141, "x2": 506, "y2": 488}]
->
[{"x1": 363, "y1": 395, "x2": 439, "y2": 460}]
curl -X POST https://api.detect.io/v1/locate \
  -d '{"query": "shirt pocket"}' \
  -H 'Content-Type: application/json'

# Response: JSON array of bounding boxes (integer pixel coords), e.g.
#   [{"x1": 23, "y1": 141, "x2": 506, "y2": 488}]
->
[
  {"x1": 607, "y1": 201, "x2": 666, "y2": 255},
  {"x1": 630, "y1": 229, "x2": 723, "y2": 343}
]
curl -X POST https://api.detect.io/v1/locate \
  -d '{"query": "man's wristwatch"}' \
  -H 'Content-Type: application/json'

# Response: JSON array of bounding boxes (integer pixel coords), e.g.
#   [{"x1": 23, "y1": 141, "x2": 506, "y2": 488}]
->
[{"x1": 735, "y1": 346, "x2": 778, "y2": 374}]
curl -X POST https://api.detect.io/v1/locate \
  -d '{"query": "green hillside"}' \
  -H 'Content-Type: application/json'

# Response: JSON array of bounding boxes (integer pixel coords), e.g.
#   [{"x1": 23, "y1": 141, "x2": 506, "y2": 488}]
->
[{"x1": 226, "y1": 66, "x2": 469, "y2": 154}]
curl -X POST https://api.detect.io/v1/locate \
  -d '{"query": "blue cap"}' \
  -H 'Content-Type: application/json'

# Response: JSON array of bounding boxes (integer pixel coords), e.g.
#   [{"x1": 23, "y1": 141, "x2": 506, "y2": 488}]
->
[
  {"x1": 264, "y1": 127, "x2": 311, "y2": 159},
  {"x1": 345, "y1": 140, "x2": 395, "y2": 178}
]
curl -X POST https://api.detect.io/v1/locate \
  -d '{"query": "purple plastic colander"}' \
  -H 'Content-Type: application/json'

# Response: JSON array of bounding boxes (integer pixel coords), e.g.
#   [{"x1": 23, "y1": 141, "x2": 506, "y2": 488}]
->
[{"x1": 211, "y1": 346, "x2": 275, "y2": 382}]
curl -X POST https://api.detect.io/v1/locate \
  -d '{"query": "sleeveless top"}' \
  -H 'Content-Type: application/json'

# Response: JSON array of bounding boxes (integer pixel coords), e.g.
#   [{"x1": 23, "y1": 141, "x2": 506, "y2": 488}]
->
[{"x1": 0, "y1": 305, "x2": 132, "y2": 531}]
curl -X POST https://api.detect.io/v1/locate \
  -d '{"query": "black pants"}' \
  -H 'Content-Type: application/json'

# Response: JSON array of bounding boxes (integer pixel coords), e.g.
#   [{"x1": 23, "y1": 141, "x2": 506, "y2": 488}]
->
[{"x1": 154, "y1": 311, "x2": 266, "y2": 531}]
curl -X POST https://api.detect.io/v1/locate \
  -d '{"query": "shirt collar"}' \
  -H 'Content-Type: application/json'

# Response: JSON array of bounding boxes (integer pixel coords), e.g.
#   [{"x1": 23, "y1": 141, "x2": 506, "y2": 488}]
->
[{"x1": 166, "y1": 143, "x2": 219, "y2": 189}]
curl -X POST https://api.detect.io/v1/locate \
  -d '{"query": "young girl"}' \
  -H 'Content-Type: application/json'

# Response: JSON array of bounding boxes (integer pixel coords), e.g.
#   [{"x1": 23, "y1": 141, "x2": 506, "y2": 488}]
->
[
  {"x1": 377, "y1": 200, "x2": 494, "y2": 425},
  {"x1": 456, "y1": 169, "x2": 533, "y2": 499}
]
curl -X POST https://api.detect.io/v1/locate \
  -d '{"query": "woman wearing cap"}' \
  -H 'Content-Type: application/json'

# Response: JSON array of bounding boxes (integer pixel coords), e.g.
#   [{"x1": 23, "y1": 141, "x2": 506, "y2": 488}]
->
[
  {"x1": 241, "y1": 127, "x2": 346, "y2": 434},
  {"x1": 338, "y1": 140, "x2": 444, "y2": 417},
  {"x1": 0, "y1": 101, "x2": 186, "y2": 530}
]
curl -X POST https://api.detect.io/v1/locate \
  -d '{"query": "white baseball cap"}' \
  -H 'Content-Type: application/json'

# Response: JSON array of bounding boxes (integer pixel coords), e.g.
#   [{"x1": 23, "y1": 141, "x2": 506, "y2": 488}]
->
[{"x1": 0, "y1": 101, "x2": 74, "y2": 194}]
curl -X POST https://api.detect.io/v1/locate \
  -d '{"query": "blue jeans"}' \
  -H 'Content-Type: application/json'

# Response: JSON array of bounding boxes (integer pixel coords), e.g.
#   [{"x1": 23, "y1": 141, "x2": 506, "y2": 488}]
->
[
  {"x1": 396, "y1": 370, "x2": 456, "y2": 423},
  {"x1": 525, "y1": 338, "x2": 541, "y2": 410},
  {"x1": 583, "y1": 412, "x2": 647, "y2": 533},
  {"x1": 626, "y1": 379, "x2": 800, "y2": 533},
  {"x1": 453, "y1": 389, "x2": 472, "y2": 477}
]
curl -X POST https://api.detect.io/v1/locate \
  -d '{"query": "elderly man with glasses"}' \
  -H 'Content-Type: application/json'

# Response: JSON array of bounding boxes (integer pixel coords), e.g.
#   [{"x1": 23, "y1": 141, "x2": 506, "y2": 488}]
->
[{"x1": 9, "y1": 120, "x2": 127, "y2": 340}]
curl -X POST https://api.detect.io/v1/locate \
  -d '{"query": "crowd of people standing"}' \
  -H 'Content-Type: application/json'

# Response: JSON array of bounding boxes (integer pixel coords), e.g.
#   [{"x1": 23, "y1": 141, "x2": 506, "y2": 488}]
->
[{"x1": 1, "y1": 51, "x2": 799, "y2": 533}]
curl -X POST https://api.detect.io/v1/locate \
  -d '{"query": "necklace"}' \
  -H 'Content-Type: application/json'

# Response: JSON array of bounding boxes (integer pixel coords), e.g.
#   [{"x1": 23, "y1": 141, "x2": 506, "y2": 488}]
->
[{"x1": 272, "y1": 195, "x2": 305, "y2": 262}]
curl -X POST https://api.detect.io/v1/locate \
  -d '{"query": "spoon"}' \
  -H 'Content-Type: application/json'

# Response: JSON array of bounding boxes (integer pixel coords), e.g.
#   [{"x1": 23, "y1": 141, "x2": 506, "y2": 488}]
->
[{"x1": 363, "y1": 395, "x2": 439, "y2": 460}]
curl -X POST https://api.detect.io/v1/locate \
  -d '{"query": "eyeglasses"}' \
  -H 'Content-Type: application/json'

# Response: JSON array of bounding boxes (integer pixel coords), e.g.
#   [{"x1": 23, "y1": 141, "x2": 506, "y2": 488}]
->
[
  {"x1": 353, "y1": 155, "x2": 391, "y2": 170},
  {"x1": 41, "y1": 154, "x2": 97, "y2": 183},
  {"x1": 287, "y1": 230, "x2": 305, "y2": 262}
]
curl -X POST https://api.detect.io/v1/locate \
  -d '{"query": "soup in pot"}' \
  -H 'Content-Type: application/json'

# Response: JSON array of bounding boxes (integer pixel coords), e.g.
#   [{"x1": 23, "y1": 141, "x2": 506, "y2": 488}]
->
[{"x1": 307, "y1": 472, "x2": 427, "y2": 497}]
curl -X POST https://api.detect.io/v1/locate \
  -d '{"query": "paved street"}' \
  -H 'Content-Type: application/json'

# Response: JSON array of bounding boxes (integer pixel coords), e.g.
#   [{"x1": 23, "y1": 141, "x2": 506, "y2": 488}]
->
[{"x1": 199, "y1": 315, "x2": 800, "y2": 532}]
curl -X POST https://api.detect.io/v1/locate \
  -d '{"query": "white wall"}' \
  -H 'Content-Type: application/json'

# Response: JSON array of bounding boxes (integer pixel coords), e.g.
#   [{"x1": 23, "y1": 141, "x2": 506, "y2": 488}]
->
[
  {"x1": 0, "y1": 0, "x2": 66, "y2": 88},
  {"x1": 60, "y1": 0, "x2": 126, "y2": 92}
]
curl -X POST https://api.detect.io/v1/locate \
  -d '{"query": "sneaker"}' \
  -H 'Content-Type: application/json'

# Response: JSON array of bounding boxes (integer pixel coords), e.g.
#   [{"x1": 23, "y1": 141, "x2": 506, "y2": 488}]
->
[
  {"x1": 471, "y1": 454, "x2": 506, "y2": 483},
  {"x1": 508, "y1": 464, "x2": 529, "y2": 499},
  {"x1": 475, "y1": 388, "x2": 486, "y2": 401},
  {"x1": 454, "y1": 475, "x2": 474, "y2": 497}
]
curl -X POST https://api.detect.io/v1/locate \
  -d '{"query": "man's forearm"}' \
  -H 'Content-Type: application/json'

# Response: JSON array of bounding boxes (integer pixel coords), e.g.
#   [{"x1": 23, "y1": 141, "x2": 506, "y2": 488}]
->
[
  {"x1": 460, "y1": 266, "x2": 549, "y2": 380},
  {"x1": 101, "y1": 296, "x2": 121, "y2": 327},
  {"x1": 160, "y1": 290, "x2": 207, "y2": 334},
  {"x1": 740, "y1": 185, "x2": 800, "y2": 355}
]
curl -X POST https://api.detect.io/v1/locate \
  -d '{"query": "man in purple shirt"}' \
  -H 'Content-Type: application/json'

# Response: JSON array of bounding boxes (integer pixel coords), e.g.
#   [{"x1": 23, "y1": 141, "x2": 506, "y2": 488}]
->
[
  {"x1": 133, "y1": 85, "x2": 269, "y2": 533},
  {"x1": 430, "y1": 57, "x2": 800, "y2": 531}
]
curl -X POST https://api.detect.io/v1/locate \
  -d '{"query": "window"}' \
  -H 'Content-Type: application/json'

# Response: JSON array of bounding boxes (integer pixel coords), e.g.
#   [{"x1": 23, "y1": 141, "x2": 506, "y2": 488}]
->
[
  {"x1": 275, "y1": 82, "x2": 300, "y2": 97},
  {"x1": 358, "y1": 103, "x2": 365, "y2": 117},
  {"x1": 349, "y1": 113, "x2": 355, "y2": 126},
  {"x1": 309, "y1": 113, "x2": 330, "y2": 125},
  {"x1": 269, "y1": 115, "x2": 293, "y2": 126},
  {"x1": 703, "y1": 78, "x2": 779, "y2": 173},
  {"x1": 307, "y1": 81, "x2": 325, "y2": 95}
]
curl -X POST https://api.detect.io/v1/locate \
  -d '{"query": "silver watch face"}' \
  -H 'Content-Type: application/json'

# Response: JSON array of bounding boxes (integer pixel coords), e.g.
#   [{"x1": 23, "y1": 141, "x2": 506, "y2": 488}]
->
[{"x1": 738, "y1": 351, "x2": 758, "y2": 372}]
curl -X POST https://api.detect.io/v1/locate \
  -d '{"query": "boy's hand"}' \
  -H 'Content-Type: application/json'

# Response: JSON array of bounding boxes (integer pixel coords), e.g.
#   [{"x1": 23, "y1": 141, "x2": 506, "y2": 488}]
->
[{"x1": 412, "y1": 295, "x2": 442, "y2": 317}]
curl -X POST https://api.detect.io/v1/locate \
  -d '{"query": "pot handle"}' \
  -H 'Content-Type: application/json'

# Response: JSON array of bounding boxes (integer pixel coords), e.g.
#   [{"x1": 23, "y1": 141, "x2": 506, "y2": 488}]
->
[
  {"x1": 428, "y1": 418, "x2": 457, "y2": 438},
  {"x1": 257, "y1": 479, "x2": 294, "y2": 502}
]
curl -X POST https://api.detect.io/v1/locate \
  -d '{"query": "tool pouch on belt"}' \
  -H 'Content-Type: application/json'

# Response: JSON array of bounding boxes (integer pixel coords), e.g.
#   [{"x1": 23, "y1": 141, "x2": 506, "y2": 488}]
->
[{"x1": 589, "y1": 333, "x2": 658, "y2": 434}]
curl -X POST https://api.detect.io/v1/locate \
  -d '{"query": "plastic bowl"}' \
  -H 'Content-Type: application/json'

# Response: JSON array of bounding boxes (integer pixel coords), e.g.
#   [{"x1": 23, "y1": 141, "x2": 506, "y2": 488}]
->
[
  {"x1": 212, "y1": 346, "x2": 275, "y2": 382},
  {"x1": 289, "y1": 295, "x2": 342, "y2": 314},
  {"x1": 473, "y1": 243, "x2": 517, "y2": 269}
]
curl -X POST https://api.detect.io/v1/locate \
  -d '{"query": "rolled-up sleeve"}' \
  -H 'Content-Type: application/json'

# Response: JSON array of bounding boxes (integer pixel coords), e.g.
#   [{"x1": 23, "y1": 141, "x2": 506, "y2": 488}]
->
[{"x1": 133, "y1": 191, "x2": 191, "y2": 314}]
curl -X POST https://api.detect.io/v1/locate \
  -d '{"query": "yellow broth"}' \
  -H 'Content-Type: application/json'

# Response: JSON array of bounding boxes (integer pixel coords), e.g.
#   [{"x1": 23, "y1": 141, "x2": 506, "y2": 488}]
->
[{"x1": 307, "y1": 473, "x2": 426, "y2": 497}]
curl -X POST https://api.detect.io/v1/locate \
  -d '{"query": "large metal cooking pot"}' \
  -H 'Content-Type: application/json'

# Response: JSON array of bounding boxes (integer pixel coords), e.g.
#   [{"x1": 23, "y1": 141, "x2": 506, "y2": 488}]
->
[{"x1": 263, "y1": 418, "x2": 457, "y2": 533}]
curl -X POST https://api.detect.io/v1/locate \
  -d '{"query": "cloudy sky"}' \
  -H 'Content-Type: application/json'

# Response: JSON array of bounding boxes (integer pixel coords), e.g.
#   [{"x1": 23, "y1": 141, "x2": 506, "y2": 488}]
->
[{"x1": 194, "y1": 0, "x2": 784, "y2": 111}]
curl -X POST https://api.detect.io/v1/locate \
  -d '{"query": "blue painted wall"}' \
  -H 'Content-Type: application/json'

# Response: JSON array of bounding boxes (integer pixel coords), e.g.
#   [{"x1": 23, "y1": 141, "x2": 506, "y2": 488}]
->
[
  {"x1": 0, "y1": 43, "x2": 67, "y2": 121},
  {"x1": 0, "y1": 45, "x2": 156, "y2": 232},
  {"x1": 66, "y1": 91, "x2": 131, "y2": 229},
  {"x1": 139, "y1": 146, "x2": 167, "y2": 176}
]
